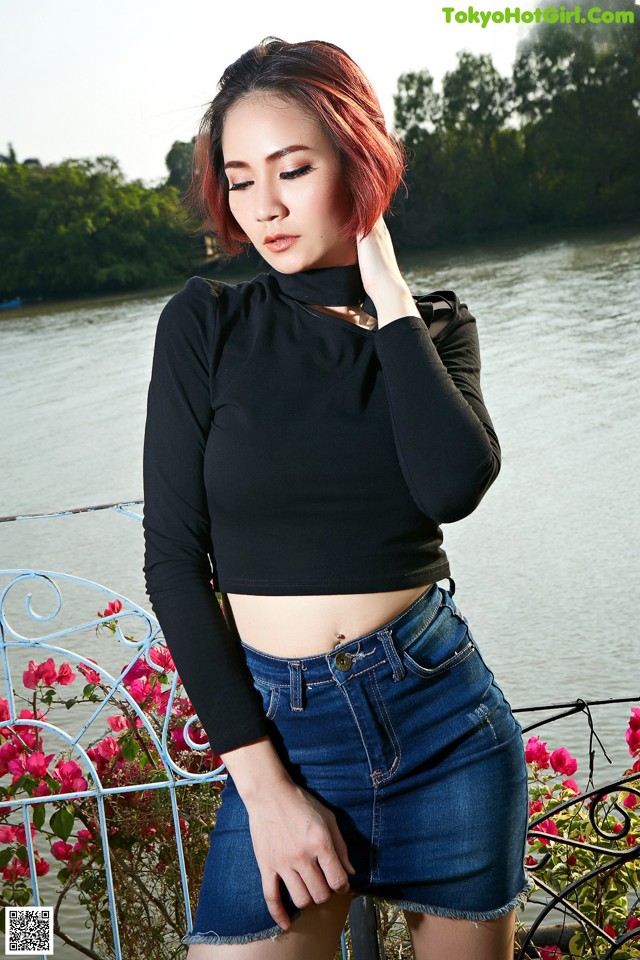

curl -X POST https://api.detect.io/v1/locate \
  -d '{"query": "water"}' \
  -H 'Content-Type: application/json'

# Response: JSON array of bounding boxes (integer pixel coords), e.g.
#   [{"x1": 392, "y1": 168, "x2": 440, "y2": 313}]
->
[{"x1": 1, "y1": 224, "x2": 639, "y2": 954}]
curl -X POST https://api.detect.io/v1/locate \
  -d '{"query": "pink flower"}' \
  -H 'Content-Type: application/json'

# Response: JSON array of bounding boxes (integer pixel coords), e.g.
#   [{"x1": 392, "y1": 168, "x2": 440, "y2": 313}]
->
[
  {"x1": 107, "y1": 715, "x2": 128, "y2": 733},
  {"x1": 0, "y1": 824, "x2": 18, "y2": 843},
  {"x1": 533, "y1": 818, "x2": 559, "y2": 846},
  {"x1": 51, "y1": 840, "x2": 74, "y2": 862},
  {"x1": 56, "y1": 662, "x2": 76, "y2": 685},
  {"x1": 96, "y1": 736, "x2": 120, "y2": 760},
  {"x1": 150, "y1": 645, "x2": 174, "y2": 673},
  {"x1": 22, "y1": 657, "x2": 58, "y2": 689},
  {"x1": 525, "y1": 736, "x2": 551, "y2": 768},
  {"x1": 629, "y1": 707, "x2": 640, "y2": 731},
  {"x1": 97, "y1": 598, "x2": 122, "y2": 618},
  {"x1": 51, "y1": 759, "x2": 87, "y2": 794},
  {"x1": 622, "y1": 792, "x2": 638, "y2": 809},
  {"x1": 77, "y1": 659, "x2": 102, "y2": 684},
  {"x1": 561, "y1": 778, "x2": 579, "y2": 795},
  {"x1": 539, "y1": 947, "x2": 563, "y2": 960},
  {"x1": 25, "y1": 751, "x2": 55, "y2": 778},
  {"x1": 550, "y1": 747, "x2": 578, "y2": 776},
  {"x1": 14, "y1": 823, "x2": 37, "y2": 846},
  {"x1": 626, "y1": 725, "x2": 640, "y2": 756},
  {"x1": 627, "y1": 915, "x2": 640, "y2": 931}
]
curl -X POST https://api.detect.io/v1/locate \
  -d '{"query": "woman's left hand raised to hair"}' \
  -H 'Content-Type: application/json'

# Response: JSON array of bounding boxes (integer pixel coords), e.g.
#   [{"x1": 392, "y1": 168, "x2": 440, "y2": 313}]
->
[{"x1": 356, "y1": 215, "x2": 418, "y2": 328}]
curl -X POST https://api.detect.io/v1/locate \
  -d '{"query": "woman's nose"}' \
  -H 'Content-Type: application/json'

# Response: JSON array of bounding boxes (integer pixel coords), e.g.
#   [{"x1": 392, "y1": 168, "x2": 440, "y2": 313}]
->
[{"x1": 254, "y1": 181, "x2": 287, "y2": 222}]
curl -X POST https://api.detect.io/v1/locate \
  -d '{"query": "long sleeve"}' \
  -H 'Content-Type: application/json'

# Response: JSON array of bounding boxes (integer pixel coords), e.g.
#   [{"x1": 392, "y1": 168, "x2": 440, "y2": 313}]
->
[
  {"x1": 142, "y1": 280, "x2": 269, "y2": 756},
  {"x1": 373, "y1": 295, "x2": 500, "y2": 524}
]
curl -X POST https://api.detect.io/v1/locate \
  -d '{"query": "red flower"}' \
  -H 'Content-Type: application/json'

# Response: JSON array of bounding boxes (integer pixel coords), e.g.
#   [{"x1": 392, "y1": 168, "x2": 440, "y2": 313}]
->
[
  {"x1": 51, "y1": 759, "x2": 88, "y2": 794},
  {"x1": 56, "y1": 662, "x2": 76, "y2": 685},
  {"x1": 627, "y1": 915, "x2": 640, "y2": 931},
  {"x1": 534, "y1": 818, "x2": 559, "y2": 845},
  {"x1": 23, "y1": 658, "x2": 58, "y2": 689},
  {"x1": 96, "y1": 736, "x2": 120, "y2": 760},
  {"x1": 626, "y1": 725, "x2": 640, "y2": 756},
  {"x1": 604, "y1": 923, "x2": 617, "y2": 938},
  {"x1": 97, "y1": 599, "x2": 123, "y2": 618},
  {"x1": 561, "y1": 778, "x2": 579, "y2": 795},
  {"x1": 525, "y1": 736, "x2": 551, "y2": 768},
  {"x1": 78, "y1": 659, "x2": 102, "y2": 684},
  {"x1": 51, "y1": 840, "x2": 74, "y2": 862},
  {"x1": 25, "y1": 751, "x2": 55, "y2": 778},
  {"x1": 150, "y1": 645, "x2": 175, "y2": 673},
  {"x1": 622, "y1": 792, "x2": 638, "y2": 809},
  {"x1": 550, "y1": 747, "x2": 578, "y2": 776},
  {"x1": 539, "y1": 947, "x2": 563, "y2": 960}
]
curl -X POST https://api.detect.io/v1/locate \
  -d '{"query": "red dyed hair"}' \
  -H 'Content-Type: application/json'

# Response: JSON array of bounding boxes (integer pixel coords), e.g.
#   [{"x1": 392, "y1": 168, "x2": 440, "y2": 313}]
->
[{"x1": 187, "y1": 37, "x2": 407, "y2": 256}]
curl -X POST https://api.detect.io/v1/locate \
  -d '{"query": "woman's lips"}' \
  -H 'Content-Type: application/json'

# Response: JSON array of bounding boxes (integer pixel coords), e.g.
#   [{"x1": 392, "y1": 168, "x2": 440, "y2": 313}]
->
[{"x1": 265, "y1": 236, "x2": 299, "y2": 252}]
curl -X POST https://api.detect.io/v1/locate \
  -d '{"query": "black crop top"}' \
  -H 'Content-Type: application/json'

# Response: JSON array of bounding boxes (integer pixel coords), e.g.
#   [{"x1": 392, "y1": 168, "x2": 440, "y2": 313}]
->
[{"x1": 142, "y1": 263, "x2": 500, "y2": 754}]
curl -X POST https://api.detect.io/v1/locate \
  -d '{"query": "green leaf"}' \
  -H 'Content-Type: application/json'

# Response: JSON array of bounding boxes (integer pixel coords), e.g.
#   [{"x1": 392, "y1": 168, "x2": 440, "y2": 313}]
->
[
  {"x1": 50, "y1": 804, "x2": 75, "y2": 841},
  {"x1": 0, "y1": 848, "x2": 14, "y2": 868},
  {"x1": 120, "y1": 737, "x2": 139, "y2": 762},
  {"x1": 33, "y1": 803, "x2": 46, "y2": 830}
]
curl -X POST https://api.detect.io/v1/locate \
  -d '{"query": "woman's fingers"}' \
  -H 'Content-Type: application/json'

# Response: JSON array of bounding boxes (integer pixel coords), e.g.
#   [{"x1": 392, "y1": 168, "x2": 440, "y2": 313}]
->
[
  {"x1": 326, "y1": 816, "x2": 357, "y2": 880},
  {"x1": 262, "y1": 871, "x2": 292, "y2": 930}
]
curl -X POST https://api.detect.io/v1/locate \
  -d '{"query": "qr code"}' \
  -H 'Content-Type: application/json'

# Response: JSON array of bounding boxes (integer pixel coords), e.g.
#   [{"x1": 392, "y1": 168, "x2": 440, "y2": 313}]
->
[{"x1": 4, "y1": 906, "x2": 54, "y2": 955}]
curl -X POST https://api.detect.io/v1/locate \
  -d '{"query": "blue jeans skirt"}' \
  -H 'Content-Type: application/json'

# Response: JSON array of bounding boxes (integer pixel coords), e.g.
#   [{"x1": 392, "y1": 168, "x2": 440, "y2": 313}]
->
[{"x1": 182, "y1": 583, "x2": 533, "y2": 945}]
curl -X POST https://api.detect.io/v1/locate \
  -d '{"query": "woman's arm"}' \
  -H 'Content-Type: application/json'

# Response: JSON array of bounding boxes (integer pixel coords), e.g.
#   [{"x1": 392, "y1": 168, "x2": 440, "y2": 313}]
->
[
  {"x1": 357, "y1": 218, "x2": 501, "y2": 523},
  {"x1": 143, "y1": 279, "x2": 353, "y2": 928},
  {"x1": 143, "y1": 279, "x2": 269, "y2": 755}
]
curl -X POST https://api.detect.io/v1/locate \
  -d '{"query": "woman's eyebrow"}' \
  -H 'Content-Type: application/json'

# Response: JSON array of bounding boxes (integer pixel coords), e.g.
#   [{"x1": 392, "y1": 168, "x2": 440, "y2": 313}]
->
[{"x1": 224, "y1": 145, "x2": 312, "y2": 170}]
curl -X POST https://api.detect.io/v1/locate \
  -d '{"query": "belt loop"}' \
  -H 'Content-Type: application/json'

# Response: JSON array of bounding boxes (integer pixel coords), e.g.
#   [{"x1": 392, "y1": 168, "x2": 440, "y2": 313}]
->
[
  {"x1": 289, "y1": 661, "x2": 304, "y2": 711},
  {"x1": 379, "y1": 628, "x2": 406, "y2": 681}
]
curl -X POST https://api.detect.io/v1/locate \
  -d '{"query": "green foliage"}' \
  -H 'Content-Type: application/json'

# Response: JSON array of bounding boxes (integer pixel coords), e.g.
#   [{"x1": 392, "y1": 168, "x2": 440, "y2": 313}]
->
[
  {"x1": 391, "y1": 2, "x2": 640, "y2": 249},
  {"x1": 0, "y1": 156, "x2": 202, "y2": 300}
]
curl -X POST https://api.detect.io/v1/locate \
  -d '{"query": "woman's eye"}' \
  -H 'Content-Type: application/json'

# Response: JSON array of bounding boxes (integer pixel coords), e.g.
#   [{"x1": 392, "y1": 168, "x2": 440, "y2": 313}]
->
[
  {"x1": 228, "y1": 180, "x2": 251, "y2": 192},
  {"x1": 280, "y1": 164, "x2": 313, "y2": 180}
]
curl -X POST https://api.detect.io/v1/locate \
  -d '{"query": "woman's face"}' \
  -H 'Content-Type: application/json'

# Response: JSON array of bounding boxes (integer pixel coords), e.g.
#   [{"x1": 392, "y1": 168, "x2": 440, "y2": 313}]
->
[{"x1": 221, "y1": 93, "x2": 357, "y2": 273}]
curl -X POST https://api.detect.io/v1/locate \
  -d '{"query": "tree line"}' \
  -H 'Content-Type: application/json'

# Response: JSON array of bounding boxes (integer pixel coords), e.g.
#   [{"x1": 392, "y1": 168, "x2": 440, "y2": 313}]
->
[{"x1": 1, "y1": 2, "x2": 638, "y2": 302}]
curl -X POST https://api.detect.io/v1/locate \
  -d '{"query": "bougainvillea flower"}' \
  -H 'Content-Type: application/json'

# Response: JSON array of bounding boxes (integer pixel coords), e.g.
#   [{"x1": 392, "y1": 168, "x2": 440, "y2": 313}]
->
[
  {"x1": 97, "y1": 599, "x2": 123, "y2": 618},
  {"x1": 150, "y1": 645, "x2": 175, "y2": 673},
  {"x1": 626, "y1": 725, "x2": 640, "y2": 756},
  {"x1": 561, "y1": 778, "x2": 579, "y2": 794},
  {"x1": 23, "y1": 658, "x2": 58, "y2": 689},
  {"x1": 51, "y1": 840, "x2": 74, "y2": 862},
  {"x1": 25, "y1": 751, "x2": 55, "y2": 778},
  {"x1": 525, "y1": 736, "x2": 551, "y2": 767},
  {"x1": 107, "y1": 714, "x2": 128, "y2": 733},
  {"x1": 56, "y1": 662, "x2": 76, "y2": 685},
  {"x1": 78, "y1": 659, "x2": 102, "y2": 684},
  {"x1": 51, "y1": 759, "x2": 88, "y2": 793},
  {"x1": 533, "y1": 818, "x2": 559, "y2": 845},
  {"x1": 550, "y1": 747, "x2": 578, "y2": 776},
  {"x1": 539, "y1": 946, "x2": 563, "y2": 960}
]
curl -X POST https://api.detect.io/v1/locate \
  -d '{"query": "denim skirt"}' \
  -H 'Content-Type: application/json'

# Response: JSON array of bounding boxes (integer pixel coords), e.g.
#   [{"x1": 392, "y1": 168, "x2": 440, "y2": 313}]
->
[{"x1": 182, "y1": 583, "x2": 533, "y2": 945}]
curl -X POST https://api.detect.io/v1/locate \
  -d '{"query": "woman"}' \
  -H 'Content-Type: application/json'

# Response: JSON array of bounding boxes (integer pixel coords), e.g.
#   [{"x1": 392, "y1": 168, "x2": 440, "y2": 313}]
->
[{"x1": 142, "y1": 37, "x2": 532, "y2": 960}]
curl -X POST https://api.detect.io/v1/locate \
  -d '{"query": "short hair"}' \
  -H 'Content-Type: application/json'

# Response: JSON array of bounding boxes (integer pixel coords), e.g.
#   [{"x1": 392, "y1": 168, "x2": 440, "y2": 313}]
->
[{"x1": 187, "y1": 37, "x2": 407, "y2": 256}]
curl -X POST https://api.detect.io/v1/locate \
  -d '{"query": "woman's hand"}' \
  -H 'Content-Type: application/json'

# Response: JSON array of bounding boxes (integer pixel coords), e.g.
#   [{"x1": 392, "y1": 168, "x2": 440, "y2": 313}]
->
[
  {"x1": 221, "y1": 737, "x2": 355, "y2": 930},
  {"x1": 356, "y1": 215, "x2": 417, "y2": 327},
  {"x1": 245, "y1": 780, "x2": 355, "y2": 930}
]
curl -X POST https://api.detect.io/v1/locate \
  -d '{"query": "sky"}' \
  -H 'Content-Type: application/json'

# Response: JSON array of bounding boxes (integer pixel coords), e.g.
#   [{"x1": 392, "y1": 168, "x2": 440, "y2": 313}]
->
[{"x1": 1, "y1": 0, "x2": 539, "y2": 186}]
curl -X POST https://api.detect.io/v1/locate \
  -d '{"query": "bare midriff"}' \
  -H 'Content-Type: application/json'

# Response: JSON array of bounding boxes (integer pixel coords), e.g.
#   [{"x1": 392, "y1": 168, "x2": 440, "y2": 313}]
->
[{"x1": 223, "y1": 584, "x2": 434, "y2": 658}]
